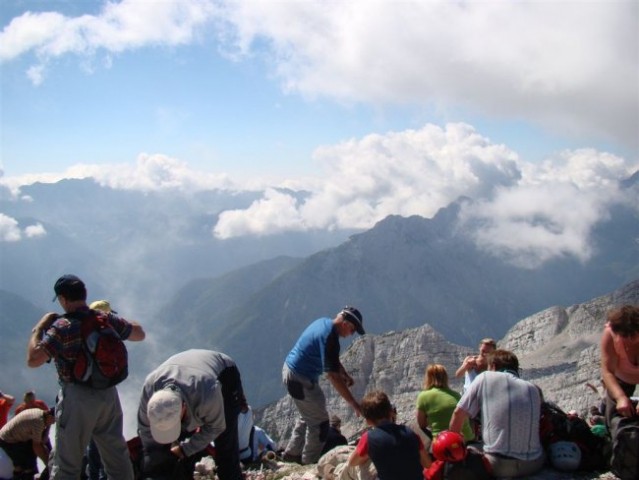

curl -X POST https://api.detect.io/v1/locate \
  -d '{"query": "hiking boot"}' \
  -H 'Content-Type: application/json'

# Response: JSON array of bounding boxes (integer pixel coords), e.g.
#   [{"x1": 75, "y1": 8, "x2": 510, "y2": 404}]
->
[{"x1": 282, "y1": 451, "x2": 302, "y2": 464}]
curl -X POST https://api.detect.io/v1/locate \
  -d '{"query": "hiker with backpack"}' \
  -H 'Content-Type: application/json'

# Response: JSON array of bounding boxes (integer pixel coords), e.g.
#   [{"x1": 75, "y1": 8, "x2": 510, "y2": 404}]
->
[
  {"x1": 600, "y1": 304, "x2": 639, "y2": 479},
  {"x1": 137, "y1": 349, "x2": 246, "y2": 480},
  {"x1": 26, "y1": 274, "x2": 146, "y2": 479}
]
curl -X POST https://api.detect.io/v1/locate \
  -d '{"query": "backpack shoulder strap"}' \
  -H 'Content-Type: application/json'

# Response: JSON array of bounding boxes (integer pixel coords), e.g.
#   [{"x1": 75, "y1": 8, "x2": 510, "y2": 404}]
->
[{"x1": 62, "y1": 309, "x2": 103, "y2": 337}]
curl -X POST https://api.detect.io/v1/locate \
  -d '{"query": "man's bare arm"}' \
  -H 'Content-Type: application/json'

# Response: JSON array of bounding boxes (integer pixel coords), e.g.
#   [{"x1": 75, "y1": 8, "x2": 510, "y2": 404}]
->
[
  {"x1": 449, "y1": 406, "x2": 469, "y2": 433},
  {"x1": 127, "y1": 321, "x2": 146, "y2": 341},
  {"x1": 27, "y1": 313, "x2": 57, "y2": 368},
  {"x1": 326, "y1": 371, "x2": 361, "y2": 417}
]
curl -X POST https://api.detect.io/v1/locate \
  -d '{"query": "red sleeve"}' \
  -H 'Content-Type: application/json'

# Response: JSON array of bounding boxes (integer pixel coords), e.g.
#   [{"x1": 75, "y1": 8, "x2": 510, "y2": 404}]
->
[
  {"x1": 424, "y1": 460, "x2": 445, "y2": 480},
  {"x1": 354, "y1": 431, "x2": 369, "y2": 457}
]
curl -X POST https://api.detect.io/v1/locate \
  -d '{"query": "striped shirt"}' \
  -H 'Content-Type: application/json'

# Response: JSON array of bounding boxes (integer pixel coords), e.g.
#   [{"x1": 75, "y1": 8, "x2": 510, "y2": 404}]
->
[
  {"x1": 0, "y1": 408, "x2": 48, "y2": 443},
  {"x1": 458, "y1": 370, "x2": 543, "y2": 461}
]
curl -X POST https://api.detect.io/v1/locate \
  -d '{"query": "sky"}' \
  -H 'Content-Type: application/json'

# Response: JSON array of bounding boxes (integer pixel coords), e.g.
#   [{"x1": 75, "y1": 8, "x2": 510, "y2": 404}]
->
[{"x1": 1, "y1": 0, "x2": 638, "y2": 264}]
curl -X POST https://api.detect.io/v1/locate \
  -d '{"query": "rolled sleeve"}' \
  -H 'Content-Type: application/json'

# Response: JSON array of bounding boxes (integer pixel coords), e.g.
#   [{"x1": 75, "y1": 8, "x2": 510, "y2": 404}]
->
[{"x1": 181, "y1": 386, "x2": 226, "y2": 457}]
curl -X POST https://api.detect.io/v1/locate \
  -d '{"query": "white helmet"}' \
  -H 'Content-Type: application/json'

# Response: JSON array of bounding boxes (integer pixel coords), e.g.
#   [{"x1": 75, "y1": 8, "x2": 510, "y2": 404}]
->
[{"x1": 549, "y1": 441, "x2": 581, "y2": 471}]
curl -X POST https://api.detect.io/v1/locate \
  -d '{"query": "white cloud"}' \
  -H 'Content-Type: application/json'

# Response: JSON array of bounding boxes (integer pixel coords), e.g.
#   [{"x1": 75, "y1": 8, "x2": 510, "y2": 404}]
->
[
  {"x1": 1, "y1": 123, "x2": 636, "y2": 266},
  {"x1": 0, "y1": 1, "x2": 213, "y2": 61},
  {"x1": 0, "y1": 214, "x2": 47, "y2": 242},
  {"x1": 0, "y1": 153, "x2": 237, "y2": 194},
  {"x1": 215, "y1": 123, "x2": 523, "y2": 237},
  {"x1": 213, "y1": 188, "x2": 306, "y2": 237},
  {"x1": 0, "y1": 11, "x2": 67, "y2": 61},
  {"x1": 87, "y1": 153, "x2": 235, "y2": 191},
  {"x1": 523, "y1": 148, "x2": 632, "y2": 189},
  {"x1": 24, "y1": 223, "x2": 47, "y2": 238},
  {"x1": 460, "y1": 147, "x2": 638, "y2": 268},
  {"x1": 212, "y1": 123, "x2": 638, "y2": 268},
  {"x1": 459, "y1": 183, "x2": 615, "y2": 268},
  {"x1": 1, "y1": 1, "x2": 636, "y2": 149},
  {"x1": 0, "y1": 0, "x2": 214, "y2": 82},
  {"x1": 217, "y1": 0, "x2": 638, "y2": 150},
  {"x1": 0, "y1": 214, "x2": 22, "y2": 242},
  {"x1": 26, "y1": 64, "x2": 46, "y2": 85}
]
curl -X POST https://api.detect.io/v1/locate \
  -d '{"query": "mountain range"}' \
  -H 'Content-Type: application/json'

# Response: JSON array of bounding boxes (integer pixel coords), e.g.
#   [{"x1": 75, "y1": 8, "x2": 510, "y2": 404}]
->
[
  {"x1": 153, "y1": 194, "x2": 639, "y2": 406},
  {"x1": 0, "y1": 179, "x2": 354, "y2": 315},
  {"x1": 0, "y1": 175, "x2": 637, "y2": 409}
]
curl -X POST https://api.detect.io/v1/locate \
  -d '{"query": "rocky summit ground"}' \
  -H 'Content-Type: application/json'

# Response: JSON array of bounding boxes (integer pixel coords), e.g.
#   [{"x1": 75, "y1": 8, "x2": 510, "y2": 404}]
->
[{"x1": 190, "y1": 455, "x2": 621, "y2": 480}]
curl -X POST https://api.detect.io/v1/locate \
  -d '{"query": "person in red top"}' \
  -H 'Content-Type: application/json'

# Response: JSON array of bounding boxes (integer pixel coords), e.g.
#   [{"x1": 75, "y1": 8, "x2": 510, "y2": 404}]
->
[
  {"x1": 0, "y1": 391, "x2": 15, "y2": 428},
  {"x1": 14, "y1": 391, "x2": 49, "y2": 416},
  {"x1": 348, "y1": 390, "x2": 431, "y2": 480}
]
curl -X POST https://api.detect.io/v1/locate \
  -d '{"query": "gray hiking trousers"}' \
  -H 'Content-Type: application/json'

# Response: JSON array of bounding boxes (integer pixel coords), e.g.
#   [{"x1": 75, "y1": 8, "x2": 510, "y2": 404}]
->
[
  {"x1": 282, "y1": 364, "x2": 329, "y2": 464},
  {"x1": 50, "y1": 383, "x2": 133, "y2": 480}
]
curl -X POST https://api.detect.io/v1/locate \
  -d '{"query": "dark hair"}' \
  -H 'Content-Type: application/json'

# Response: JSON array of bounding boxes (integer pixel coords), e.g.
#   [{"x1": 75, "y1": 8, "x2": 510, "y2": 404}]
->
[
  {"x1": 608, "y1": 305, "x2": 639, "y2": 338},
  {"x1": 360, "y1": 390, "x2": 393, "y2": 422},
  {"x1": 487, "y1": 349, "x2": 519, "y2": 373},
  {"x1": 61, "y1": 285, "x2": 86, "y2": 301}
]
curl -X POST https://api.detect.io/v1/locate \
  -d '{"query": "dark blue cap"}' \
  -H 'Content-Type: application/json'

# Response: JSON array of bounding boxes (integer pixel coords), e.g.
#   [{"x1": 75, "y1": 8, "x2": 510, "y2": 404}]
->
[
  {"x1": 52, "y1": 274, "x2": 85, "y2": 301},
  {"x1": 341, "y1": 306, "x2": 365, "y2": 335}
]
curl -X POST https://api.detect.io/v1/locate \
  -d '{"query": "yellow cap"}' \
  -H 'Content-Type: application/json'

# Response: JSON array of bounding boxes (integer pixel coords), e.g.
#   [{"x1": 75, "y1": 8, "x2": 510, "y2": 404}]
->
[{"x1": 90, "y1": 300, "x2": 113, "y2": 313}]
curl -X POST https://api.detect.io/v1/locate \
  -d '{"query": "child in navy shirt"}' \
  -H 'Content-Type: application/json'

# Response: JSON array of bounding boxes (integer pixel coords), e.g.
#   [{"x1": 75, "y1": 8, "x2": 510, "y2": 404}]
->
[{"x1": 348, "y1": 390, "x2": 430, "y2": 480}]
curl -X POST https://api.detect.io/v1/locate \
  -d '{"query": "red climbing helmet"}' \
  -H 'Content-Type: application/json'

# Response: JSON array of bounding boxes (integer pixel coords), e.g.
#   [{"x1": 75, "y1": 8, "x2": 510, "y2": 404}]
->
[{"x1": 432, "y1": 430, "x2": 466, "y2": 462}]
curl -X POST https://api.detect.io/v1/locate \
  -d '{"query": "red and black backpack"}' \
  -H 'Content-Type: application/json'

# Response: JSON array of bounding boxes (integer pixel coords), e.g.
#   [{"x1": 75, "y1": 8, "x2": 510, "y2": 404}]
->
[{"x1": 66, "y1": 309, "x2": 129, "y2": 389}]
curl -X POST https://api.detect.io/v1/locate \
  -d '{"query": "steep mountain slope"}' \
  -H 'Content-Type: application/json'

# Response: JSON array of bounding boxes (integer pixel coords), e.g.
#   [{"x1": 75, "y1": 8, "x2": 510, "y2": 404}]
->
[
  {"x1": 0, "y1": 179, "x2": 353, "y2": 313},
  {"x1": 159, "y1": 256, "x2": 303, "y2": 342}
]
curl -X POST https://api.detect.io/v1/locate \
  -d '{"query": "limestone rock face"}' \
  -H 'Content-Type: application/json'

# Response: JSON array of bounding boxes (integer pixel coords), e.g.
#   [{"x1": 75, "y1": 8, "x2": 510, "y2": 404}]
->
[
  {"x1": 501, "y1": 278, "x2": 639, "y2": 415},
  {"x1": 258, "y1": 279, "x2": 639, "y2": 445}
]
